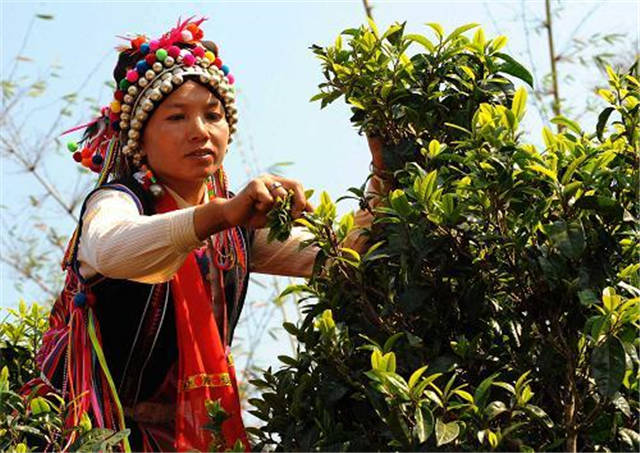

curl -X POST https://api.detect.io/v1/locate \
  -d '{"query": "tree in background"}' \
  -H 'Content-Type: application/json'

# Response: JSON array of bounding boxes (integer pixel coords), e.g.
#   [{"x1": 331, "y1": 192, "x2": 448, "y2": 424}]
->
[{"x1": 249, "y1": 21, "x2": 639, "y2": 452}]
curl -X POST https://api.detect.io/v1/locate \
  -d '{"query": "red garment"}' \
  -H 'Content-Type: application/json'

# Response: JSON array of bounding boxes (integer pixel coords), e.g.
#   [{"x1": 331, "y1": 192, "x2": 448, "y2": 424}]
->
[{"x1": 155, "y1": 189, "x2": 249, "y2": 452}]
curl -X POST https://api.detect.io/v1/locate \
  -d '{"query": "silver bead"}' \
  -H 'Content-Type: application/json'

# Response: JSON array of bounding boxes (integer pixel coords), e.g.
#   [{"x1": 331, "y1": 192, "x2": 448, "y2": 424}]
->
[
  {"x1": 130, "y1": 119, "x2": 142, "y2": 129},
  {"x1": 120, "y1": 112, "x2": 130, "y2": 121},
  {"x1": 153, "y1": 62, "x2": 163, "y2": 73},
  {"x1": 160, "y1": 80, "x2": 173, "y2": 94},
  {"x1": 138, "y1": 78, "x2": 148, "y2": 88},
  {"x1": 145, "y1": 69, "x2": 156, "y2": 80},
  {"x1": 141, "y1": 99, "x2": 154, "y2": 112},
  {"x1": 120, "y1": 120, "x2": 129, "y2": 129},
  {"x1": 135, "y1": 110, "x2": 148, "y2": 121},
  {"x1": 124, "y1": 94, "x2": 134, "y2": 104},
  {"x1": 149, "y1": 183, "x2": 165, "y2": 198},
  {"x1": 172, "y1": 74, "x2": 184, "y2": 85},
  {"x1": 127, "y1": 85, "x2": 138, "y2": 96},
  {"x1": 199, "y1": 74, "x2": 210, "y2": 84},
  {"x1": 149, "y1": 89, "x2": 162, "y2": 102},
  {"x1": 128, "y1": 129, "x2": 140, "y2": 140},
  {"x1": 121, "y1": 145, "x2": 131, "y2": 155},
  {"x1": 164, "y1": 56, "x2": 175, "y2": 67},
  {"x1": 201, "y1": 59, "x2": 210, "y2": 68},
  {"x1": 121, "y1": 104, "x2": 131, "y2": 113},
  {"x1": 161, "y1": 72, "x2": 173, "y2": 81}
]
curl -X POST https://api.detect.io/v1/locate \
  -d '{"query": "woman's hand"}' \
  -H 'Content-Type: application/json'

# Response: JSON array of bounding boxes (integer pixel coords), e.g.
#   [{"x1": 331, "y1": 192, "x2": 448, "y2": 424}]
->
[{"x1": 222, "y1": 174, "x2": 314, "y2": 229}]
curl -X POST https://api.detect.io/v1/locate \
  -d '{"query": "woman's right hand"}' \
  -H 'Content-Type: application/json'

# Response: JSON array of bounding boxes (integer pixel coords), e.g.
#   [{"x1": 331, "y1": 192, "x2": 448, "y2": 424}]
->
[{"x1": 221, "y1": 174, "x2": 313, "y2": 229}]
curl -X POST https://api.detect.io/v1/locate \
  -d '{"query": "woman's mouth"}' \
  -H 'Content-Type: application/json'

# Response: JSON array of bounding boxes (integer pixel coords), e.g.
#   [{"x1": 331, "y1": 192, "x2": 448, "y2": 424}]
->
[{"x1": 187, "y1": 149, "x2": 215, "y2": 162}]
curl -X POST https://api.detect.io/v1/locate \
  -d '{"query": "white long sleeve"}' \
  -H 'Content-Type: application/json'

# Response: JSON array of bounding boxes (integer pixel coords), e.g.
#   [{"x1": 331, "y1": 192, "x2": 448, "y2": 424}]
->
[{"x1": 77, "y1": 187, "x2": 204, "y2": 283}]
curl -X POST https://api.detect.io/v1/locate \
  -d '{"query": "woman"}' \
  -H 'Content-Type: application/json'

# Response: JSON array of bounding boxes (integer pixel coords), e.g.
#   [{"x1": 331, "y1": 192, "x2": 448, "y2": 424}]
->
[{"x1": 31, "y1": 17, "x2": 390, "y2": 452}]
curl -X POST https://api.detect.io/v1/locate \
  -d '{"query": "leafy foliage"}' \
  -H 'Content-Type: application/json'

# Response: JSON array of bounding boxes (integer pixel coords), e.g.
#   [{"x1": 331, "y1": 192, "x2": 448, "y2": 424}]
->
[
  {"x1": 254, "y1": 21, "x2": 640, "y2": 451},
  {"x1": 0, "y1": 302, "x2": 129, "y2": 452}
]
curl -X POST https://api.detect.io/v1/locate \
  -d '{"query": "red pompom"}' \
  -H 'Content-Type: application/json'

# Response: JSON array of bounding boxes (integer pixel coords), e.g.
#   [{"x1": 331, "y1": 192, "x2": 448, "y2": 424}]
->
[
  {"x1": 81, "y1": 147, "x2": 92, "y2": 158},
  {"x1": 168, "y1": 45, "x2": 181, "y2": 58},
  {"x1": 192, "y1": 46, "x2": 205, "y2": 58},
  {"x1": 114, "y1": 90, "x2": 124, "y2": 101},
  {"x1": 109, "y1": 111, "x2": 119, "y2": 122},
  {"x1": 131, "y1": 36, "x2": 146, "y2": 50},
  {"x1": 145, "y1": 54, "x2": 156, "y2": 65},
  {"x1": 72, "y1": 151, "x2": 82, "y2": 162},
  {"x1": 214, "y1": 58, "x2": 222, "y2": 68}
]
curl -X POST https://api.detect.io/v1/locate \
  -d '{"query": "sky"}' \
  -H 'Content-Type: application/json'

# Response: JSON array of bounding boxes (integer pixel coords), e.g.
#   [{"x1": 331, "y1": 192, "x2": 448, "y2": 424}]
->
[{"x1": 1, "y1": 0, "x2": 638, "y2": 421}]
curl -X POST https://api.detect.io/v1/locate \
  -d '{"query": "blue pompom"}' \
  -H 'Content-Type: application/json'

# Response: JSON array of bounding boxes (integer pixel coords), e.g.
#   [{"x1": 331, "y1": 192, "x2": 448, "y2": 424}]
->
[
  {"x1": 92, "y1": 154, "x2": 103, "y2": 165},
  {"x1": 140, "y1": 43, "x2": 150, "y2": 55},
  {"x1": 136, "y1": 60, "x2": 149, "y2": 75},
  {"x1": 221, "y1": 65, "x2": 230, "y2": 75},
  {"x1": 112, "y1": 121, "x2": 120, "y2": 131},
  {"x1": 74, "y1": 292, "x2": 87, "y2": 307}
]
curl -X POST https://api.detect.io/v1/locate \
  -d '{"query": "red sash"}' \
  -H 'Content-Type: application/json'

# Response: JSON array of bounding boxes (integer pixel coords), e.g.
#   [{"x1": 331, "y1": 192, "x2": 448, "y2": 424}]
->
[{"x1": 156, "y1": 190, "x2": 249, "y2": 452}]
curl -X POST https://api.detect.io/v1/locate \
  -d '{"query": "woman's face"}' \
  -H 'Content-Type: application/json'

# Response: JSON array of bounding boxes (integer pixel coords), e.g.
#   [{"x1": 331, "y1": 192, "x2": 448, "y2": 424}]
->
[{"x1": 140, "y1": 80, "x2": 229, "y2": 185}]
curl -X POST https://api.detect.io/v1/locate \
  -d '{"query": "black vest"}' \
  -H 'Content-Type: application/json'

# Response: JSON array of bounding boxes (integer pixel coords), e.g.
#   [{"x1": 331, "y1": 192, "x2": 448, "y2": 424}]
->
[{"x1": 72, "y1": 175, "x2": 253, "y2": 407}]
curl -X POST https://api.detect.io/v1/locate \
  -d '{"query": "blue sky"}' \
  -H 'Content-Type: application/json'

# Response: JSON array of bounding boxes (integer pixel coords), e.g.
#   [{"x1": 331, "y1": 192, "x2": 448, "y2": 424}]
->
[{"x1": 1, "y1": 0, "x2": 638, "y2": 417}]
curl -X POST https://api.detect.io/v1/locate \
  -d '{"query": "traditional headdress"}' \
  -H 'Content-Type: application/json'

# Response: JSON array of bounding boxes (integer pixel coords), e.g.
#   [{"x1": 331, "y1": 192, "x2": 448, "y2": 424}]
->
[{"x1": 64, "y1": 16, "x2": 237, "y2": 186}]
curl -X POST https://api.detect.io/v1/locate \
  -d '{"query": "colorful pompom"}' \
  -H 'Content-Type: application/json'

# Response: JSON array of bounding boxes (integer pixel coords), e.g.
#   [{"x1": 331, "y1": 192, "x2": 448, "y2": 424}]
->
[
  {"x1": 192, "y1": 46, "x2": 205, "y2": 58},
  {"x1": 183, "y1": 53, "x2": 195, "y2": 66},
  {"x1": 214, "y1": 58, "x2": 222, "y2": 68},
  {"x1": 149, "y1": 39, "x2": 160, "y2": 51},
  {"x1": 72, "y1": 151, "x2": 82, "y2": 162},
  {"x1": 168, "y1": 45, "x2": 181, "y2": 58},
  {"x1": 136, "y1": 60, "x2": 149, "y2": 74},
  {"x1": 109, "y1": 111, "x2": 119, "y2": 122},
  {"x1": 67, "y1": 141, "x2": 78, "y2": 152},
  {"x1": 114, "y1": 90, "x2": 124, "y2": 101},
  {"x1": 126, "y1": 69, "x2": 139, "y2": 83},
  {"x1": 131, "y1": 36, "x2": 146, "y2": 50},
  {"x1": 92, "y1": 154, "x2": 104, "y2": 165},
  {"x1": 181, "y1": 30, "x2": 193, "y2": 42},
  {"x1": 204, "y1": 50, "x2": 215, "y2": 61},
  {"x1": 119, "y1": 79, "x2": 130, "y2": 91},
  {"x1": 186, "y1": 23, "x2": 204, "y2": 40},
  {"x1": 81, "y1": 147, "x2": 92, "y2": 158},
  {"x1": 110, "y1": 100, "x2": 121, "y2": 113},
  {"x1": 73, "y1": 292, "x2": 87, "y2": 307},
  {"x1": 227, "y1": 74, "x2": 235, "y2": 85},
  {"x1": 140, "y1": 43, "x2": 150, "y2": 55},
  {"x1": 81, "y1": 157, "x2": 92, "y2": 167},
  {"x1": 155, "y1": 48, "x2": 168, "y2": 61},
  {"x1": 145, "y1": 54, "x2": 156, "y2": 65},
  {"x1": 221, "y1": 65, "x2": 230, "y2": 75}
]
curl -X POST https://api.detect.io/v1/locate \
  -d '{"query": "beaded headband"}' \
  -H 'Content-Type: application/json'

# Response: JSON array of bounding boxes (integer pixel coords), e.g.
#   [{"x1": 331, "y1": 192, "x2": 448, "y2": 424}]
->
[{"x1": 64, "y1": 17, "x2": 237, "y2": 181}]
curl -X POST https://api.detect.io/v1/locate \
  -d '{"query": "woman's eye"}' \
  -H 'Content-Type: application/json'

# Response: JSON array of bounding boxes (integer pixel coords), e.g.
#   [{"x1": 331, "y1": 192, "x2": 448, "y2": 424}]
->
[
  {"x1": 206, "y1": 112, "x2": 222, "y2": 120},
  {"x1": 167, "y1": 114, "x2": 184, "y2": 121}
]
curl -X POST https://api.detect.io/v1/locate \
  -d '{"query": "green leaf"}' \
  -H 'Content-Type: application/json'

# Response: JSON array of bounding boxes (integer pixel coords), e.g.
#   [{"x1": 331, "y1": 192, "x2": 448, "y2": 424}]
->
[
  {"x1": 435, "y1": 418, "x2": 460, "y2": 446},
  {"x1": 485, "y1": 400, "x2": 508, "y2": 420},
  {"x1": 425, "y1": 23, "x2": 444, "y2": 40},
  {"x1": 527, "y1": 163, "x2": 557, "y2": 181},
  {"x1": 408, "y1": 365, "x2": 429, "y2": 390},
  {"x1": 348, "y1": 97, "x2": 366, "y2": 110},
  {"x1": 596, "y1": 107, "x2": 615, "y2": 141},
  {"x1": 495, "y1": 52, "x2": 534, "y2": 87},
  {"x1": 445, "y1": 23, "x2": 479, "y2": 43},
  {"x1": 511, "y1": 86, "x2": 527, "y2": 121},
  {"x1": 389, "y1": 189, "x2": 413, "y2": 217},
  {"x1": 405, "y1": 34, "x2": 435, "y2": 52},
  {"x1": 542, "y1": 221, "x2": 585, "y2": 260},
  {"x1": 591, "y1": 337, "x2": 626, "y2": 397},
  {"x1": 383, "y1": 332, "x2": 404, "y2": 353},
  {"x1": 524, "y1": 404, "x2": 554, "y2": 428},
  {"x1": 551, "y1": 115, "x2": 582, "y2": 135},
  {"x1": 560, "y1": 154, "x2": 587, "y2": 184},
  {"x1": 474, "y1": 373, "x2": 499, "y2": 410},
  {"x1": 414, "y1": 405, "x2": 434, "y2": 443}
]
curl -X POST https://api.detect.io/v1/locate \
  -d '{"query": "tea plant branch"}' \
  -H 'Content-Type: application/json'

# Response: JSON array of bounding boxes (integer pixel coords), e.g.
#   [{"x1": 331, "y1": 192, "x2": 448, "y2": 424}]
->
[
  {"x1": 544, "y1": 0, "x2": 562, "y2": 123},
  {"x1": 361, "y1": 0, "x2": 373, "y2": 20}
]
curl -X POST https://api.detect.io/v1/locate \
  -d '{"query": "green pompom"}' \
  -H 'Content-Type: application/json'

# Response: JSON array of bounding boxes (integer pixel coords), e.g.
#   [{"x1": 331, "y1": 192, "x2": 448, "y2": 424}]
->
[
  {"x1": 67, "y1": 141, "x2": 78, "y2": 152},
  {"x1": 155, "y1": 48, "x2": 168, "y2": 61}
]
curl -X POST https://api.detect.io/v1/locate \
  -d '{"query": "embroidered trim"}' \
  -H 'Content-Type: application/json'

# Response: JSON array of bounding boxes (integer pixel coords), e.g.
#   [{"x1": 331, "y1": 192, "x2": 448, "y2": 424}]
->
[
  {"x1": 227, "y1": 353, "x2": 234, "y2": 367},
  {"x1": 179, "y1": 372, "x2": 231, "y2": 391}
]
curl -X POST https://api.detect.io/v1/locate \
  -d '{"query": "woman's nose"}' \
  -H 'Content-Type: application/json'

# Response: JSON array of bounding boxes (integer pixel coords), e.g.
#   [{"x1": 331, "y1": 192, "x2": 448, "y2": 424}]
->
[{"x1": 188, "y1": 115, "x2": 207, "y2": 141}]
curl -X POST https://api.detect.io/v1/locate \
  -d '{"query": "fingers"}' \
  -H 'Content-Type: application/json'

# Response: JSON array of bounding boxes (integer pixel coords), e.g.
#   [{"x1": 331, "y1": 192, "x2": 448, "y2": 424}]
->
[
  {"x1": 252, "y1": 179, "x2": 275, "y2": 213},
  {"x1": 268, "y1": 176, "x2": 307, "y2": 219}
]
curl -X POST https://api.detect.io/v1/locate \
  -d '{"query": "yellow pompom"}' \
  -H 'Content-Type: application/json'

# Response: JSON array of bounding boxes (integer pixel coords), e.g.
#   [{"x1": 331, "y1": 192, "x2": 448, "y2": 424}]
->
[
  {"x1": 204, "y1": 51, "x2": 215, "y2": 62},
  {"x1": 110, "y1": 100, "x2": 121, "y2": 113}
]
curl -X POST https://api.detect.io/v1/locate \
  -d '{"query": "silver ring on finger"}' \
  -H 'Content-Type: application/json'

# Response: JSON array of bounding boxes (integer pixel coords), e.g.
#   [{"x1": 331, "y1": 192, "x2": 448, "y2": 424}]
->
[{"x1": 268, "y1": 181, "x2": 283, "y2": 192}]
